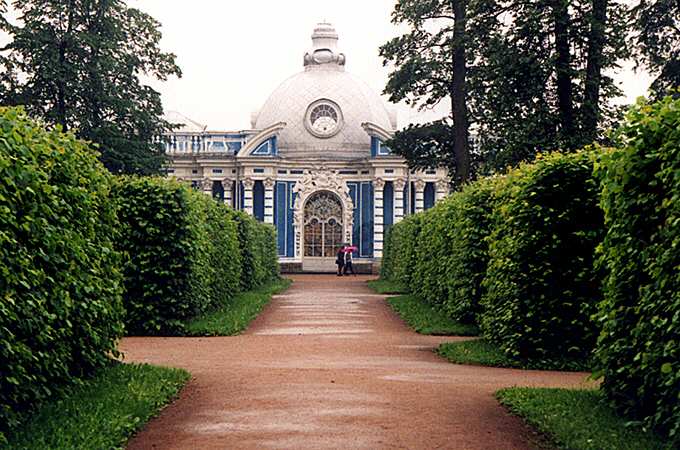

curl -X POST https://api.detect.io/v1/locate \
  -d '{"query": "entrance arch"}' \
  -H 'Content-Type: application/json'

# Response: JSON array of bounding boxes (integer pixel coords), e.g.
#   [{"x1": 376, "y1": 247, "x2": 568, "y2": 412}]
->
[
  {"x1": 292, "y1": 169, "x2": 355, "y2": 271},
  {"x1": 303, "y1": 191, "x2": 344, "y2": 258}
]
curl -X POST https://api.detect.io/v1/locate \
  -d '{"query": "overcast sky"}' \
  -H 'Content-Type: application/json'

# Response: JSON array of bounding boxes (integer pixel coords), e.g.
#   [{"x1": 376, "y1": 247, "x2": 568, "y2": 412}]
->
[{"x1": 3, "y1": 1, "x2": 653, "y2": 130}]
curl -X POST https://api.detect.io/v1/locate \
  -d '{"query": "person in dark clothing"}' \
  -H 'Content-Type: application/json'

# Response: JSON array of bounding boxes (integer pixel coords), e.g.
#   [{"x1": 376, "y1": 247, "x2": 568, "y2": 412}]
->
[
  {"x1": 336, "y1": 246, "x2": 345, "y2": 276},
  {"x1": 343, "y1": 248, "x2": 356, "y2": 276}
]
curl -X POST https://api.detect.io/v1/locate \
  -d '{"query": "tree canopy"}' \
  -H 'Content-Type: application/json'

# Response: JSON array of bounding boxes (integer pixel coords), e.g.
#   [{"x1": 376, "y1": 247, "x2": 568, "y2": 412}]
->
[
  {"x1": 631, "y1": 1, "x2": 680, "y2": 97},
  {"x1": 380, "y1": 0, "x2": 472, "y2": 186},
  {"x1": 0, "y1": 0, "x2": 181, "y2": 175},
  {"x1": 381, "y1": 0, "x2": 677, "y2": 179}
]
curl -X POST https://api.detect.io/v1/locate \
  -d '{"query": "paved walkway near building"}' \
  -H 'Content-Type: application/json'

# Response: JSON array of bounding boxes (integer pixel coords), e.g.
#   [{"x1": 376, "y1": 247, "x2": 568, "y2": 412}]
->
[{"x1": 121, "y1": 275, "x2": 593, "y2": 450}]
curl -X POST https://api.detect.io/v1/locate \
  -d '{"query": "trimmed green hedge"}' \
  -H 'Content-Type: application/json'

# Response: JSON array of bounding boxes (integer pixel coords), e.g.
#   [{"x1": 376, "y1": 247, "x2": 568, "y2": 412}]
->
[
  {"x1": 232, "y1": 211, "x2": 279, "y2": 291},
  {"x1": 594, "y1": 96, "x2": 680, "y2": 444},
  {"x1": 380, "y1": 213, "x2": 423, "y2": 288},
  {"x1": 481, "y1": 151, "x2": 604, "y2": 367},
  {"x1": 114, "y1": 178, "x2": 244, "y2": 335},
  {"x1": 0, "y1": 107, "x2": 124, "y2": 440},
  {"x1": 412, "y1": 177, "x2": 497, "y2": 323},
  {"x1": 113, "y1": 178, "x2": 278, "y2": 335}
]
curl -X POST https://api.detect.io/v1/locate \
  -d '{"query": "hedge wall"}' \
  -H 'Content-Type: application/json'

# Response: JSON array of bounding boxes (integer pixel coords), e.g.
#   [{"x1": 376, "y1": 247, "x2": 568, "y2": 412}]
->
[
  {"x1": 206, "y1": 202, "x2": 243, "y2": 305},
  {"x1": 480, "y1": 151, "x2": 604, "y2": 368},
  {"x1": 0, "y1": 108, "x2": 124, "y2": 439},
  {"x1": 594, "y1": 96, "x2": 679, "y2": 443},
  {"x1": 380, "y1": 213, "x2": 423, "y2": 288},
  {"x1": 113, "y1": 178, "x2": 279, "y2": 335},
  {"x1": 412, "y1": 178, "x2": 497, "y2": 323},
  {"x1": 232, "y1": 211, "x2": 279, "y2": 291},
  {"x1": 113, "y1": 177, "x2": 242, "y2": 335}
]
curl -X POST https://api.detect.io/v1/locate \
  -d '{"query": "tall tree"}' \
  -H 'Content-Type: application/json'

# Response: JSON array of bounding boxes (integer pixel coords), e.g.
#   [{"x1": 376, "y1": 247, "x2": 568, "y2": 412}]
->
[
  {"x1": 0, "y1": 0, "x2": 181, "y2": 174},
  {"x1": 380, "y1": 0, "x2": 473, "y2": 186},
  {"x1": 582, "y1": 0, "x2": 609, "y2": 142},
  {"x1": 473, "y1": 0, "x2": 629, "y2": 171},
  {"x1": 631, "y1": 0, "x2": 680, "y2": 97}
]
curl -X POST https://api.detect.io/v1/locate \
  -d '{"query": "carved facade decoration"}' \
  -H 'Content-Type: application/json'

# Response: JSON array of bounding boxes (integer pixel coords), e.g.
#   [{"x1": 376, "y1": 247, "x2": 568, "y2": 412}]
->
[
  {"x1": 264, "y1": 177, "x2": 276, "y2": 190},
  {"x1": 436, "y1": 180, "x2": 450, "y2": 195},
  {"x1": 242, "y1": 177, "x2": 255, "y2": 190},
  {"x1": 292, "y1": 169, "x2": 354, "y2": 258},
  {"x1": 373, "y1": 177, "x2": 386, "y2": 191},
  {"x1": 393, "y1": 178, "x2": 407, "y2": 191},
  {"x1": 200, "y1": 178, "x2": 213, "y2": 191}
]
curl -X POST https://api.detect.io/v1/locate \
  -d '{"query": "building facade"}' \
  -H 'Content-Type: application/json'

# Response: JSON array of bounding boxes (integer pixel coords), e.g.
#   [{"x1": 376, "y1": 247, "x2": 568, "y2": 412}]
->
[{"x1": 165, "y1": 23, "x2": 449, "y2": 272}]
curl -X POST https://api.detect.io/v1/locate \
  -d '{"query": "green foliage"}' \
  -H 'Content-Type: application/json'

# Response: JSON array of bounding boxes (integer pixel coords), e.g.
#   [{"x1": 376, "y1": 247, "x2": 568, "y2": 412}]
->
[
  {"x1": 380, "y1": 0, "x2": 471, "y2": 183},
  {"x1": 632, "y1": 2, "x2": 680, "y2": 97},
  {"x1": 0, "y1": 0, "x2": 181, "y2": 175},
  {"x1": 113, "y1": 177, "x2": 240, "y2": 335},
  {"x1": 496, "y1": 388, "x2": 671, "y2": 450},
  {"x1": 387, "y1": 295, "x2": 479, "y2": 336},
  {"x1": 232, "y1": 211, "x2": 279, "y2": 291},
  {"x1": 594, "y1": 95, "x2": 680, "y2": 444},
  {"x1": 113, "y1": 178, "x2": 278, "y2": 336},
  {"x1": 185, "y1": 278, "x2": 291, "y2": 336},
  {"x1": 380, "y1": 214, "x2": 423, "y2": 288},
  {"x1": 412, "y1": 177, "x2": 497, "y2": 323},
  {"x1": 0, "y1": 107, "x2": 124, "y2": 440},
  {"x1": 204, "y1": 202, "x2": 242, "y2": 312},
  {"x1": 472, "y1": 0, "x2": 629, "y2": 168},
  {"x1": 2, "y1": 363, "x2": 190, "y2": 450},
  {"x1": 481, "y1": 150, "x2": 604, "y2": 367},
  {"x1": 114, "y1": 177, "x2": 207, "y2": 335}
]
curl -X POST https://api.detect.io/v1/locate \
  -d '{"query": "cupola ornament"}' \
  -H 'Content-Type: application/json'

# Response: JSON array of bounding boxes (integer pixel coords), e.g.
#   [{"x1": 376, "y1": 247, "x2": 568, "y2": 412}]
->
[{"x1": 304, "y1": 23, "x2": 346, "y2": 69}]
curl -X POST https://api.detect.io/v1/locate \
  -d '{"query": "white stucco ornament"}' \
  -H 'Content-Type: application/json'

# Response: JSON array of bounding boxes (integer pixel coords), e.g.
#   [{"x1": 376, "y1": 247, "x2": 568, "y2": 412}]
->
[{"x1": 292, "y1": 168, "x2": 355, "y2": 258}]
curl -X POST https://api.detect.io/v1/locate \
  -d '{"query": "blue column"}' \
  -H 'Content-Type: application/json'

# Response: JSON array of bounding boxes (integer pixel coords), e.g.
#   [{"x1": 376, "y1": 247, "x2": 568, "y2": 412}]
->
[{"x1": 253, "y1": 181, "x2": 265, "y2": 222}]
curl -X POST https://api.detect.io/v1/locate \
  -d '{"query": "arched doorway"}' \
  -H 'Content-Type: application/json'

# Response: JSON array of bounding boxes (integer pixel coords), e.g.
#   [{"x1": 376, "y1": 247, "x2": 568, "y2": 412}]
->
[{"x1": 303, "y1": 191, "x2": 344, "y2": 271}]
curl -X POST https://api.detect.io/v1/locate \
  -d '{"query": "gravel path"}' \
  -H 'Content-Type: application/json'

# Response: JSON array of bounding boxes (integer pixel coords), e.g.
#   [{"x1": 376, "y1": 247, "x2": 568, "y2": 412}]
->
[{"x1": 121, "y1": 275, "x2": 593, "y2": 449}]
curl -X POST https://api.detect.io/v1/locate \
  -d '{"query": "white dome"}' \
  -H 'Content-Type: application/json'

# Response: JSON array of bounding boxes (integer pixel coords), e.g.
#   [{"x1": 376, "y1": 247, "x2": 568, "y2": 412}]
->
[{"x1": 254, "y1": 23, "x2": 393, "y2": 159}]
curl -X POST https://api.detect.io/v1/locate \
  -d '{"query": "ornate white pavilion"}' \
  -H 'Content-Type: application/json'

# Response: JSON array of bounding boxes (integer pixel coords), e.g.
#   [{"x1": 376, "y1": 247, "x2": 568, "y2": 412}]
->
[{"x1": 165, "y1": 23, "x2": 449, "y2": 273}]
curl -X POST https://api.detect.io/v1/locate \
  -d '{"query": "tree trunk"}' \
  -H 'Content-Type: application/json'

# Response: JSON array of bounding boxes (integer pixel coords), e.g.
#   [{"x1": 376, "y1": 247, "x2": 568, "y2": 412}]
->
[
  {"x1": 57, "y1": 41, "x2": 67, "y2": 131},
  {"x1": 551, "y1": 0, "x2": 576, "y2": 148},
  {"x1": 56, "y1": 1, "x2": 77, "y2": 131},
  {"x1": 583, "y1": 0, "x2": 608, "y2": 143},
  {"x1": 451, "y1": 0, "x2": 470, "y2": 186}
]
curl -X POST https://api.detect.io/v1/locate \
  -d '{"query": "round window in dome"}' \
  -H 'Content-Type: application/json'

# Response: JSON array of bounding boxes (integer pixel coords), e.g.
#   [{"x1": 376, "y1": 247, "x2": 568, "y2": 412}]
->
[{"x1": 305, "y1": 99, "x2": 343, "y2": 138}]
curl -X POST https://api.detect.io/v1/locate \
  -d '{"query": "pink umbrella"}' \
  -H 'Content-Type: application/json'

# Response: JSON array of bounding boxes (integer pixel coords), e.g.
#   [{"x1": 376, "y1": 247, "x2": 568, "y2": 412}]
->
[{"x1": 344, "y1": 245, "x2": 358, "y2": 253}]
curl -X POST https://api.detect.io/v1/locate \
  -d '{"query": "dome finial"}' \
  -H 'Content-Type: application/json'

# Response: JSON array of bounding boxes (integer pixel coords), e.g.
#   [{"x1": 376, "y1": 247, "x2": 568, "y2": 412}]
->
[{"x1": 304, "y1": 22, "x2": 346, "y2": 70}]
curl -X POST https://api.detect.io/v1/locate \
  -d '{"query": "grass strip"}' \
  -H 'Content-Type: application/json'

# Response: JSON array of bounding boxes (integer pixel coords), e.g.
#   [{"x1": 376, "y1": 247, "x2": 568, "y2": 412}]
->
[
  {"x1": 496, "y1": 388, "x2": 671, "y2": 450},
  {"x1": 367, "y1": 279, "x2": 407, "y2": 295},
  {"x1": 438, "y1": 338, "x2": 517, "y2": 367},
  {"x1": 2, "y1": 363, "x2": 189, "y2": 450},
  {"x1": 438, "y1": 339, "x2": 592, "y2": 371},
  {"x1": 387, "y1": 295, "x2": 479, "y2": 336},
  {"x1": 185, "y1": 277, "x2": 292, "y2": 336}
]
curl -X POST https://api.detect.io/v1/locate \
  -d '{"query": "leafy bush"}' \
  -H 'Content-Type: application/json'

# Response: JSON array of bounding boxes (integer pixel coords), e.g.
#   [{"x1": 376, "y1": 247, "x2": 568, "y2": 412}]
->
[
  {"x1": 380, "y1": 214, "x2": 423, "y2": 288},
  {"x1": 205, "y1": 201, "x2": 242, "y2": 309},
  {"x1": 480, "y1": 150, "x2": 604, "y2": 368},
  {"x1": 412, "y1": 178, "x2": 498, "y2": 323},
  {"x1": 0, "y1": 107, "x2": 124, "y2": 439},
  {"x1": 114, "y1": 179, "x2": 278, "y2": 335},
  {"x1": 232, "y1": 211, "x2": 279, "y2": 291},
  {"x1": 114, "y1": 177, "x2": 241, "y2": 335},
  {"x1": 594, "y1": 96, "x2": 680, "y2": 443}
]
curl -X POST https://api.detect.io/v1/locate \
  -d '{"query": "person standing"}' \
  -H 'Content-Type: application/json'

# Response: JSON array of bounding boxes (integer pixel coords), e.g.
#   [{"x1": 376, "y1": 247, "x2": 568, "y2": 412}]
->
[
  {"x1": 343, "y1": 247, "x2": 356, "y2": 276},
  {"x1": 336, "y1": 246, "x2": 345, "y2": 276}
]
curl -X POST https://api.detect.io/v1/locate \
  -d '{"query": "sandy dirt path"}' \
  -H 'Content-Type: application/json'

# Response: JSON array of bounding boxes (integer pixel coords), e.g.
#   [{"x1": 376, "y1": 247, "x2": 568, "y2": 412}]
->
[{"x1": 121, "y1": 275, "x2": 592, "y2": 449}]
